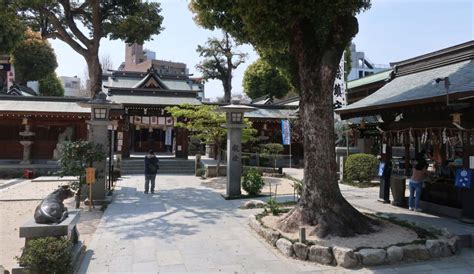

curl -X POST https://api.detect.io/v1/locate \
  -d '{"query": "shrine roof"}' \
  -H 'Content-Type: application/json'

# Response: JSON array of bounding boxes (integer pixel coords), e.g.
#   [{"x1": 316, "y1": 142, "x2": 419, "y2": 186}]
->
[
  {"x1": 244, "y1": 108, "x2": 297, "y2": 119},
  {"x1": 337, "y1": 59, "x2": 474, "y2": 118},
  {"x1": 108, "y1": 94, "x2": 201, "y2": 106},
  {"x1": 0, "y1": 96, "x2": 90, "y2": 113},
  {"x1": 347, "y1": 69, "x2": 392, "y2": 90}
]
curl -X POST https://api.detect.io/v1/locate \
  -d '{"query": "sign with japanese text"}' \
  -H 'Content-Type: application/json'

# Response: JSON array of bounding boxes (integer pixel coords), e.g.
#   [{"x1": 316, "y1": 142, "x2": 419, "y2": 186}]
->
[
  {"x1": 281, "y1": 120, "x2": 291, "y2": 145},
  {"x1": 85, "y1": 167, "x2": 96, "y2": 185}
]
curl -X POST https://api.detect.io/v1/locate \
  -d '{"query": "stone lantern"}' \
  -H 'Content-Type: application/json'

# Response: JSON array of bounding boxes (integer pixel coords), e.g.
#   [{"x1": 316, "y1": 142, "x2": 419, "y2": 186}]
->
[
  {"x1": 19, "y1": 118, "x2": 35, "y2": 164},
  {"x1": 78, "y1": 91, "x2": 121, "y2": 204},
  {"x1": 218, "y1": 100, "x2": 256, "y2": 198}
]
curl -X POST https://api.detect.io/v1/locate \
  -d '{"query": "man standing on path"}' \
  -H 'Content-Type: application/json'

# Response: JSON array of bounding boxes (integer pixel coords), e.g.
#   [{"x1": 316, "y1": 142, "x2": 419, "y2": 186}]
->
[{"x1": 144, "y1": 150, "x2": 159, "y2": 194}]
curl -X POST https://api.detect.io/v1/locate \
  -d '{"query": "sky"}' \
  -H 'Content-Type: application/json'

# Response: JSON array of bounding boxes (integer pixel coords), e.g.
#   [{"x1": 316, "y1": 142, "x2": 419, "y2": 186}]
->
[{"x1": 50, "y1": 0, "x2": 474, "y2": 100}]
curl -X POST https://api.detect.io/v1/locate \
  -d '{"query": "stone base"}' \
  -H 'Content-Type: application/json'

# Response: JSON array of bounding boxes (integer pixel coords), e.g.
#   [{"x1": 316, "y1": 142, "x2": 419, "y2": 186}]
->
[
  {"x1": 19, "y1": 210, "x2": 80, "y2": 239},
  {"x1": 247, "y1": 214, "x2": 458, "y2": 269},
  {"x1": 84, "y1": 195, "x2": 113, "y2": 206}
]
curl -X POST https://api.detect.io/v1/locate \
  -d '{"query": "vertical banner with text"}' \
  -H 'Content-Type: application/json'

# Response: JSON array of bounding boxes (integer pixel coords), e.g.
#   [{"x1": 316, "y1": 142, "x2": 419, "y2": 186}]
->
[{"x1": 281, "y1": 120, "x2": 291, "y2": 145}]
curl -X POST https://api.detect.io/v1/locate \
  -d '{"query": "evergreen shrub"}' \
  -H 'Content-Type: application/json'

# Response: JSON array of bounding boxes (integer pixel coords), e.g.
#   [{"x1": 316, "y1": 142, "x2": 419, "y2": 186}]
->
[
  {"x1": 242, "y1": 168, "x2": 265, "y2": 195},
  {"x1": 16, "y1": 236, "x2": 72, "y2": 274},
  {"x1": 344, "y1": 153, "x2": 378, "y2": 184}
]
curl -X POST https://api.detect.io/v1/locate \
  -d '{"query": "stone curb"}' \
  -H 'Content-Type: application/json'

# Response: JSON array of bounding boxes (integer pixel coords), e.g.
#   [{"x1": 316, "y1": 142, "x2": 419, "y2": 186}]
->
[{"x1": 247, "y1": 214, "x2": 456, "y2": 269}]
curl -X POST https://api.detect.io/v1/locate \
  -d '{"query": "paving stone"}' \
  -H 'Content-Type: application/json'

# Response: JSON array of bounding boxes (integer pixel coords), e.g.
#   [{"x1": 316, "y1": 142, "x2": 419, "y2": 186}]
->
[
  {"x1": 402, "y1": 244, "x2": 430, "y2": 261},
  {"x1": 426, "y1": 239, "x2": 452, "y2": 258},
  {"x1": 276, "y1": 238, "x2": 294, "y2": 257},
  {"x1": 386, "y1": 246, "x2": 403, "y2": 263},
  {"x1": 293, "y1": 242, "x2": 309, "y2": 260},
  {"x1": 333, "y1": 247, "x2": 359, "y2": 268},
  {"x1": 447, "y1": 235, "x2": 461, "y2": 254},
  {"x1": 358, "y1": 248, "x2": 386, "y2": 266},
  {"x1": 132, "y1": 261, "x2": 159, "y2": 273},
  {"x1": 308, "y1": 245, "x2": 333, "y2": 265},
  {"x1": 242, "y1": 200, "x2": 256, "y2": 208},
  {"x1": 262, "y1": 227, "x2": 280, "y2": 246},
  {"x1": 156, "y1": 250, "x2": 183, "y2": 266}
]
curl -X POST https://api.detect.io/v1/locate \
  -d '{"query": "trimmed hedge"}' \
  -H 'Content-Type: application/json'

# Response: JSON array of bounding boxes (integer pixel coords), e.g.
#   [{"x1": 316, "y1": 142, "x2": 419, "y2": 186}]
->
[{"x1": 344, "y1": 153, "x2": 378, "y2": 184}]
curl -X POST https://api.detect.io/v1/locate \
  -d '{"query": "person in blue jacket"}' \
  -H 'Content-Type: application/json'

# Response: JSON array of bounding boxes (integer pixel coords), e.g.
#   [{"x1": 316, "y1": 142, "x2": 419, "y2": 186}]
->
[{"x1": 144, "y1": 150, "x2": 159, "y2": 194}]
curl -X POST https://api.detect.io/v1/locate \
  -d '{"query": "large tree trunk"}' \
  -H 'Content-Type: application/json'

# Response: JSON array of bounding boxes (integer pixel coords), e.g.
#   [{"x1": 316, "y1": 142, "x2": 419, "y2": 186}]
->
[
  {"x1": 86, "y1": 52, "x2": 102, "y2": 98},
  {"x1": 278, "y1": 19, "x2": 377, "y2": 238},
  {"x1": 223, "y1": 73, "x2": 232, "y2": 103}
]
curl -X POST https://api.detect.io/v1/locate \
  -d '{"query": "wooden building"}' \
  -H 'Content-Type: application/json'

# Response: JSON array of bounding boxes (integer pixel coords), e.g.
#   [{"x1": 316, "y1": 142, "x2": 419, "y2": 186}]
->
[
  {"x1": 103, "y1": 66, "x2": 203, "y2": 159},
  {"x1": 0, "y1": 96, "x2": 90, "y2": 161},
  {"x1": 337, "y1": 41, "x2": 474, "y2": 219},
  {"x1": 0, "y1": 66, "x2": 300, "y2": 165}
]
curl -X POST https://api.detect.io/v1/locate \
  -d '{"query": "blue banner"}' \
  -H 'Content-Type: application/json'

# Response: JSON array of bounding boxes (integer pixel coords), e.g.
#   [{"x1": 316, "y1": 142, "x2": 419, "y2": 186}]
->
[{"x1": 281, "y1": 120, "x2": 291, "y2": 145}]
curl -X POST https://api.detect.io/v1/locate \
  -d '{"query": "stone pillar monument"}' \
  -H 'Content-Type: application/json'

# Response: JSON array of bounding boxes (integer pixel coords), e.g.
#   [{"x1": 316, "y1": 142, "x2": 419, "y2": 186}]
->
[
  {"x1": 78, "y1": 92, "x2": 121, "y2": 204},
  {"x1": 219, "y1": 101, "x2": 255, "y2": 198},
  {"x1": 87, "y1": 120, "x2": 109, "y2": 202}
]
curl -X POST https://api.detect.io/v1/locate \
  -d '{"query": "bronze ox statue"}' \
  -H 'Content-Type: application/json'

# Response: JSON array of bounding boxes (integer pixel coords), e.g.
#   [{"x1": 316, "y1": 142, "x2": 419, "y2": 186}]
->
[{"x1": 34, "y1": 185, "x2": 75, "y2": 224}]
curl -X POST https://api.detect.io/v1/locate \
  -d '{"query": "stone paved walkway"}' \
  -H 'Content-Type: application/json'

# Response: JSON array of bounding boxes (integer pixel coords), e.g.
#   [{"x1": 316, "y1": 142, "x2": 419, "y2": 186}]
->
[{"x1": 78, "y1": 175, "x2": 474, "y2": 273}]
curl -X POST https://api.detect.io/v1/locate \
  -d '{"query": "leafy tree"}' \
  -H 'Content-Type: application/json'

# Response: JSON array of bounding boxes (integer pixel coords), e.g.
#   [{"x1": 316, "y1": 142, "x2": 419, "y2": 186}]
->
[
  {"x1": 14, "y1": 0, "x2": 164, "y2": 97},
  {"x1": 0, "y1": 2, "x2": 26, "y2": 54},
  {"x1": 11, "y1": 30, "x2": 57, "y2": 84},
  {"x1": 166, "y1": 104, "x2": 256, "y2": 176},
  {"x1": 196, "y1": 32, "x2": 247, "y2": 103},
  {"x1": 57, "y1": 140, "x2": 106, "y2": 208},
  {"x1": 39, "y1": 72, "x2": 64, "y2": 96},
  {"x1": 190, "y1": 0, "x2": 375, "y2": 237},
  {"x1": 243, "y1": 59, "x2": 290, "y2": 100}
]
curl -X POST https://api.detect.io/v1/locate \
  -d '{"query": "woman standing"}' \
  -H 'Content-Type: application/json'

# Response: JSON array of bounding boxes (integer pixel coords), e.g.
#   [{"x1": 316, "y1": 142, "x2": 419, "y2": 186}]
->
[{"x1": 409, "y1": 159, "x2": 428, "y2": 211}]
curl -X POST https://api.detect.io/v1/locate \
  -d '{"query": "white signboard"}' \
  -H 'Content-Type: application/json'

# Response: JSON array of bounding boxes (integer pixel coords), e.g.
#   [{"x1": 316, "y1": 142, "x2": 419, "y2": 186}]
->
[
  {"x1": 158, "y1": 117, "x2": 166, "y2": 125},
  {"x1": 333, "y1": 56, "x2": 346, "y2": 109}
]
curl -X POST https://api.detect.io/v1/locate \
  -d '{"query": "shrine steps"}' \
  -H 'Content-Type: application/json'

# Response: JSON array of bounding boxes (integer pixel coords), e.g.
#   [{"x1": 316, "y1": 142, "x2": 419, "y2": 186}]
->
[{"x1": 121, "y1": 158, "x2": 195, "y2": 175}]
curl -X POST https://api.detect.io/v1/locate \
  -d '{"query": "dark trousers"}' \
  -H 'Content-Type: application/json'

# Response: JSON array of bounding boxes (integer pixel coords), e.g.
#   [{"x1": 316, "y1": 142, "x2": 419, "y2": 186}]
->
[{"x1": 145, "y1": 174, "x2": 156, "y2": 192}]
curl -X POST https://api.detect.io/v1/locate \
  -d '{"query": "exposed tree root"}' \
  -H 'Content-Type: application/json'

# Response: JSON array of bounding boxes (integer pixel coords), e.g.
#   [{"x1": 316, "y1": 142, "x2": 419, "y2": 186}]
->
[{"x1": 277, "y1": 200, "x2": 379, "y2": 238}]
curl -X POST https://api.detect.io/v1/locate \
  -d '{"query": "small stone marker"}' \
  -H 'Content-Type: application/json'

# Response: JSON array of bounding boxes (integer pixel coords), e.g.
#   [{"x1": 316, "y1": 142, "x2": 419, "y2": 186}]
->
[{"x1": 299, "y1": 227, "x2": 306, "y2": 243}]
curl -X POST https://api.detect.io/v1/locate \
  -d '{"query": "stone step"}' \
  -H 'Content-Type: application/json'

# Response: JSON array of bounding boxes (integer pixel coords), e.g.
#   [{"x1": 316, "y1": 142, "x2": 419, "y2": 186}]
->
[
  {"x1": 122, "y1": 162, "x2": 195, "y2": 166},
  {"x1": 121, "y1": 159, "x2": 195, "y2": 175},
  {"x1": 122, "y1": 170, "x2": 195, "y2": 175}
]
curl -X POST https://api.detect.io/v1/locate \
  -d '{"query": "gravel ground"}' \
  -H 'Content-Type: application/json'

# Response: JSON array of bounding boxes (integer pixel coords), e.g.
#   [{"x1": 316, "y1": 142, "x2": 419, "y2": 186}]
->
[{"x1": 0, "y1": 179, "x2": 103, "y2": 272}]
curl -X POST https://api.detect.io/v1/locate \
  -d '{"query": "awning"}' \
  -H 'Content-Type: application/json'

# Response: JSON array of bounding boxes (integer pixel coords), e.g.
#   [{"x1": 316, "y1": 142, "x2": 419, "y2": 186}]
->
[{"x1": 245, "y1": 108, "x2": 297, "y2": 119}]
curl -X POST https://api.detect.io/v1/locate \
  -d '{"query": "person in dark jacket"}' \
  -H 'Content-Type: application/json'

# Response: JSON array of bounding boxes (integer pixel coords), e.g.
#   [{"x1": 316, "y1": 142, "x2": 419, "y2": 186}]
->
[{"x1": 144, "y1": 150, "x2": 159, "y2": 194}]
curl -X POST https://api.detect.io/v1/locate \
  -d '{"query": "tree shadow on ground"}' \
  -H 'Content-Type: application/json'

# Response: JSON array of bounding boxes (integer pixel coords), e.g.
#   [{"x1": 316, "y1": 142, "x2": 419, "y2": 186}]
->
[{"x1": 94, "y1": 186, "x2": 244, "y2": 240}]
